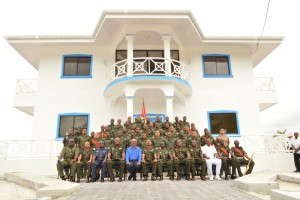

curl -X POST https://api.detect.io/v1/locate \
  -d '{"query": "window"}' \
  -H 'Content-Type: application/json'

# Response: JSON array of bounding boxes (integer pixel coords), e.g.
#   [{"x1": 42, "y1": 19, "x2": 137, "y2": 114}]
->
[
  {"x1": 61, "y1": 55, "x2": 92, "y2": 78},
  {"x1": 202, "y1": 54, "x2": 232, "y2": 78},
  {"x1": 207, "y1": 111, "x2": 239, "y2": 135},
  {"x1": 57, "y1": 113, "x2": 89, "y2": 138},
  {"x1": 116, "y1": 50, "x2": 179, "y2": 62}
]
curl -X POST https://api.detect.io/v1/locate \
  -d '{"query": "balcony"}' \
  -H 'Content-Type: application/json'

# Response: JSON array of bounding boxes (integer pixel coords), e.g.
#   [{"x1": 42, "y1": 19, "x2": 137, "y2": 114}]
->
[
  {"x1": 104, "y1": 57, "x2": 191, "y2": 96},
  {"x1": 14, "y1": 79, "x2": 37, "y2": 115},
  {"x1": 255, "y1": 77, "x2": 277, "y2": 111}
]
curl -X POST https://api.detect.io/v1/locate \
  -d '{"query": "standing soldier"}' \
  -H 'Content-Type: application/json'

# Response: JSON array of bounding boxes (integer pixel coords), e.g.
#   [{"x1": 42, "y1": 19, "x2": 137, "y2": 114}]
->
[
  {"x1": 216, "y1": 128, "x2": 230, "y2": 147},
  {"x1": 173, "y1": 140, "x2": 191, "y2": 180},
  {"x1": 138, "y1": 133, "x2": 148, "y2": 149},
  {"x1": 77, "y1": 128, "x2": 91, "y2": 150},
  {"x1": 91, "y1": 141, "x2": 108, "y2": 182},
  {"x1": 152, "y1": 130, "x2": 165, "y2": 149},
  {"x1": 177, "y1": 130, "x2": 188, "y2": 148},
  {"x1": 142, "y1": 140, "x2": 158, "y2": 181},
  {"x1": 189, "y1": 131, "x2": 201, "y2": 147},
  {"x1": 57, "y1": 138, "x2": 78, "y2": 181},
  {"x1": 156, "y1": 141, "x2": 174, "y2": 181},
  {"x1": 76, "y1": 141, "x2": 93, "y2": 183},
  {"x1": 182, "y1": 116, "x2": 190, "y2": 129},
  {"x1": 217, "y1": 140, "x2": 237, "y2": 180},
  {"x1": 200, "y1": 130, "x2": 217, "y2": 146},
  {"x1": 62, "y1": 128, "x2": 77, "y2": 147},
  {"x1": 107, "y1": 137, "x2": 125, "y2": 182},
  {"x1": 231, "y1": 140, "x2": 255, "y2": 176},
  {"x1": 91, "y1": 132, "x2": 101, "y2": 149},
  {"x1": 165, "y1": 131, "x2": 176, "y2": 150},
  {"x1": 189, "y1": 140, "x2": 207, "y2": 181},
  {"x1": 108, "y1": 118, "x2": 115, "y2": 133}
]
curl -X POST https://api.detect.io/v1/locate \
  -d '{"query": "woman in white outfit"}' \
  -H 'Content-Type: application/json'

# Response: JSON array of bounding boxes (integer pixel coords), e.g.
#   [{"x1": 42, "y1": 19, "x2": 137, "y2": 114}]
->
[{"x1": 202, "y1": 139, "x2": 222, "y2": 181}]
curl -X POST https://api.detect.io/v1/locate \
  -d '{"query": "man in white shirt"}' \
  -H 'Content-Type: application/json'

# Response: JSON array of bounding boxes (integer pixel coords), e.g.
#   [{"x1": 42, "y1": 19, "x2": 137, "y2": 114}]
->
[
  {"x1": 291, "y1": 132, "x2": 300, "y2": 172},
  {"x1": 202, "y1": 138, "x2": 222, "y2": 180}
]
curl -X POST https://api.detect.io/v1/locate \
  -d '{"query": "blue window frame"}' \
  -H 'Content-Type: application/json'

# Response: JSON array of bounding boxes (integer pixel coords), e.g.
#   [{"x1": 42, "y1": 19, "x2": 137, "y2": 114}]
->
[
  {"x1": 56, "y1": 113, "x2": 90, "y2": 140},
  {"x1": 202, "y1": 54, "x2": 233, "y2": 78},
  {"x1": 207, "y1": 110, "x2": 240, "y2": 136},
  {"x1": 133, "y1": 114, "x2": 165, "y2": 123},
  {"x1": 61, "y1": 54, "x2": 93, "y2": 78}
]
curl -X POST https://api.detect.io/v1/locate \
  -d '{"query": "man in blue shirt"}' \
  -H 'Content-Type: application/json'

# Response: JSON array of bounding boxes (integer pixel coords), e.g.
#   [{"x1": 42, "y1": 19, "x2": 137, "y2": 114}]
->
[{"x1": 126, "y1": 139, "x2": 142, "y2": 181}]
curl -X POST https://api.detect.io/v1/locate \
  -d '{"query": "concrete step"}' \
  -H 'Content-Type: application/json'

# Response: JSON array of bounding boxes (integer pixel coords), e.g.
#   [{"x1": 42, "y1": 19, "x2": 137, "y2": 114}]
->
[
  {"x1": 278, "y1": 172, "x2": 300, "y2": 185},
  {"x1": 270, "y1": 189, "x2": 300, "y2": 200},
  {"x1": 4, "y1": 172, "x2": 80, "y2": 199}
]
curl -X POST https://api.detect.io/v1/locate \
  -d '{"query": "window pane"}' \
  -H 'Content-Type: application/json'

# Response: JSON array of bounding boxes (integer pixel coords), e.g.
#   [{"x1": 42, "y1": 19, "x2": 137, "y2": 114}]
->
[
  {"x1": 222, "y1": 113, "x2": 238, "y2": 133},
  {"x1": 216, "y1": 57, "x2": 229, "y2": 75},
  {"x1": 204, "y1": 57, "x2": 217, "y2": 75},
  {"x1": 59, "y1": 116, "x2": 74, "y2": 137},
  {"x1": 133, "y1": 50, "x2": 147, "y2": 58},
  {"x1": 74, "y1": 116, "x2": 88, "y2": 136},
  {"x1": 171, "y1": 50, "x2": 179, "y2": 60},
  {"x1": 64, "y1": 57, "x2": 78, "y2": 76},
  {"x1": 116, "y1": 50, "x2": 127, "y2": 61},
  {"x1": 209, "y1": 113, "x2": 223, "y2": 134},
  {"x1": 77, "y1": 57, "x2": 91, "y2": 76},
  {"x1": 148, "y1": 50, "x2": 163, "y2": 58}
]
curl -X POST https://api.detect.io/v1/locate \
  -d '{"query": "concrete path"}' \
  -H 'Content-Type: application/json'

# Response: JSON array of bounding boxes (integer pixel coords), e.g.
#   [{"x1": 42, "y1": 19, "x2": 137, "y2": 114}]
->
[{"x1": 69, "y1": 179, "x2": 260, "y2": 200}]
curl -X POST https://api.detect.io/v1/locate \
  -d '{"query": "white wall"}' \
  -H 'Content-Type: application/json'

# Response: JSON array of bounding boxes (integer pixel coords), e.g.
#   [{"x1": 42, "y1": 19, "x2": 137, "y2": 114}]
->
[{"x1": 31, "y1": 41, "x2": 262, "y2": 139}]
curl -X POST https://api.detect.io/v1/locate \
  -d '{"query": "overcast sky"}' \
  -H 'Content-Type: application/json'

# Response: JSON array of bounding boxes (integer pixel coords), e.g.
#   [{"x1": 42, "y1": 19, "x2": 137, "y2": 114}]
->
[{"x1": 0, "y1": 0, "x2": 299, "y2": 139}]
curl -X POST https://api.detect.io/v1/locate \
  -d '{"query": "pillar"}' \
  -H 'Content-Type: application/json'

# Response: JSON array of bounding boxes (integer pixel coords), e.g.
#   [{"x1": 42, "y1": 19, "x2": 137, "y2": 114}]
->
[
  {"x1": 125, "y1": 96, "x2": 134, "y2": 121},
  {"x1": 166, "y1": 96, "x2": 174, "y2": 121},
  {"x1": 126, "y1": 34, "x2": 135, "y2": 77},
  {"x1": 162, "y1": 34, "x2": 172, "y2": 76}
]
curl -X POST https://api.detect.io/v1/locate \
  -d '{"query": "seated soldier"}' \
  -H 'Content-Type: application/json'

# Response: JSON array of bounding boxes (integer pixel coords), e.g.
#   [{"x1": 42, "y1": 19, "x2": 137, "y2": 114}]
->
[
  {"x1": 91, "y1": 141, "x2": 108, "y2": 182},
  {"x1": 231, "y1": 140, "x2": 255, "y2": 177},
  {"x1": 189, "y1": 140, "x2": 207, "y2": 181},
  {"x1": 217, "y1": 140, "x2": 237, "y2": 180},
  {"x1": 142, "y1": 140, "x2": 158, "y2": 181},
  {"x1": 57, "y1": 138, "x2": 78, "y2": 181},
  {"x1": 107, "y1": 137, "x2": 125, "y2": 182},
  {"x1": 157, "y1": 141, "x2": 174, "y2": 180},
  {"x1": 126, "y1": 139, "x2": 142, "y2": 181},
  {"x1": 202, "y1": 139, "x2": 222, "y2": 181},
  {"x1": 173, "y1": 140, "x2": 191, "y2": 180},
  {"x1": 76, "y1": 141, "x2": 93, "y2": 183}
]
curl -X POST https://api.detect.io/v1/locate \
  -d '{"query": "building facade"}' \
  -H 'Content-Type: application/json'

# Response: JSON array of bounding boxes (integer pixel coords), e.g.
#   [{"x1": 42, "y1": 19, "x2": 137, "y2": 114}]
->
[{"x1": 7, "y1": 10, "x2": 283, "y2": 141}]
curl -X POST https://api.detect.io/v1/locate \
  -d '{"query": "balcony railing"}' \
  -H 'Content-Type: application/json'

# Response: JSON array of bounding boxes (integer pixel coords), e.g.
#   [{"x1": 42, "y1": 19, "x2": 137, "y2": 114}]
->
[
  {"x1": 255, "y1": 77, "x2": 275, "y2": 91},
  {"x1": 15, "y1": 79, "x2": 38, "y2": 94},
  {"x1": 106, "y1": 57, "x2": 189, "y2": 85}
]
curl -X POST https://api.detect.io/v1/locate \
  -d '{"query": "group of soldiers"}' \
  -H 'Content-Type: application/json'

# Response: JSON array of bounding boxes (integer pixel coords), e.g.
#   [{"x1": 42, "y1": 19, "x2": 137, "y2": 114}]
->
[{"x1": 57, "y1": 116, "x2": 255, "y2": 183}]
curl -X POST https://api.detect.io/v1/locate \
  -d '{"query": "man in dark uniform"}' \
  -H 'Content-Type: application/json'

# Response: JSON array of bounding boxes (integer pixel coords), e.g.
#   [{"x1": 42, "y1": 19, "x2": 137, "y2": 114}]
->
[
  {"x1": 57, "y1": 138, "x2": 78, "y2": 181},
  {"x1": 107, "y1": 137, "x2": 125, "y2": 182},
  {"x1": 173, "y1": 140, "x2": 191, "y2": 180},
  {"x1": 200, "y1": 130, "x2": 217, "y2": 146},
  {"x1": 217, "y1": 140, "x2": 237, "y2": 180},
  {"x1": 156, "y1": 141, "x2": 174, "y2": 180},
  {"x1": 189, "y1": 140, "x2": 207, "y2": 181},
  {"x1": 142, "y1": 140, "x2": 157, "y2": 181},
  {"x1": 76, "y1": 141, "x2": 93, "y2": 183},
  {"x1": 91, "y1": 141, "x2": 108, "y2": 182},
  {"x1": 231, "y1": 140, "x2": 255, "y2": 176}
]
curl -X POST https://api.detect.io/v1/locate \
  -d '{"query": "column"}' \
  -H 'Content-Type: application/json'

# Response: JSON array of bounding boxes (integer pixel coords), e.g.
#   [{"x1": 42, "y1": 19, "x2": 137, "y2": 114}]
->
[
  {"x1": 126, "y1": 34, "x2": 135, "y2": 77},
  {"x1": 162, "y1": 34, "x2": 172, "y2": 76},
  {"x1": 126, "y1": 96, "x2": 134, "y2": 121},
  {"x1": 165, "y1": 96, "x2": 174, "y2": 121}
]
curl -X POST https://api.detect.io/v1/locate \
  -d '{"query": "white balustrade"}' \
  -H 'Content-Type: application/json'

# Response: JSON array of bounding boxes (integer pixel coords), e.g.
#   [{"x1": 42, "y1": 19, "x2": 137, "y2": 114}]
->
[
  {"x1": 106, "y1": 57, "x2": 189, "y2": 85},
  {"x1": 255, "y1": 77, "x2": 275, "y2": 91},
  {"x1": 15, "y1": 79, "x2": 38, "y2": 94}
]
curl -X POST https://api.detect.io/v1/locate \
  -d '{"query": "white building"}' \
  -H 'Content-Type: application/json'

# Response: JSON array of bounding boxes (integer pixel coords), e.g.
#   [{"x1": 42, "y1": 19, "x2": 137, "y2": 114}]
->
[{"x1": 2, "y1": 10, "x2": 292, "y2": 175}]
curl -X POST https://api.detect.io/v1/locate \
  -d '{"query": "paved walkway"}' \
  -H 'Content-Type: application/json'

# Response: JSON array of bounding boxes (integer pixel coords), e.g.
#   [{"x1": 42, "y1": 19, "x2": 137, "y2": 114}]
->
[{"x1": 69, "y1": 179, "x2": 260, "y2": 200}]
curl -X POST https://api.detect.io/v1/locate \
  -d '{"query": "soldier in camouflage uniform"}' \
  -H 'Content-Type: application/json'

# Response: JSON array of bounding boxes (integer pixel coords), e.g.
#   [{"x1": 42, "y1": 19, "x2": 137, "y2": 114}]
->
[
  {"x1": 77, "y1": 128, "x2": 91, "y2": 150},
  {"x1": 189, "y1": 140, "x2": 207, "y2": 181},
  {"x1": 217, "y1": 140, "x2": 237, "y2": 180},
  {"x1": 76, "y1": 141, "x2": 93, "y2": 183},
  {"x1": 165, "y1": 131, "x2": 176, "y2": 150},
  {"x1": 173, "y1": 140, "x2": 191, "y2": 180},
  {"x1": 152, "y1": 130, "x2": 165, "y2": 149},
  {"x1": 107, "y1": 137, "x2": 125, "y2": 182},
  {"x1": 156, "y1": 141, "x2": 174, "y2": 181},
  {"x1": 142, "y1": 140, "x2": 157, "y2": 181},
  {"x1": 57, "y1": 138, "x2": 78, "y2": 181},
  {"x1": 62, "y1": 128, "x2": 77, "y2": 147}
]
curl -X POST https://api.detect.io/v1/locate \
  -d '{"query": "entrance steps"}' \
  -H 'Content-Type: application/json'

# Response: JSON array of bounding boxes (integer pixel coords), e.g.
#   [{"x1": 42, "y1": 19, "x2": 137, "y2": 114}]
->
[{"x1": 4, "y1": 172, "x2": 80, "y2": 199}]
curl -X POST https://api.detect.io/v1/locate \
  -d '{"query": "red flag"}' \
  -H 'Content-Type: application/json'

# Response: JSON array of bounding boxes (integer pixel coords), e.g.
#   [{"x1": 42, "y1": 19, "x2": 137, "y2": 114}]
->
[{"x1": 141, "y1": 99, "x2": 146, "y2": 119}]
